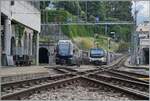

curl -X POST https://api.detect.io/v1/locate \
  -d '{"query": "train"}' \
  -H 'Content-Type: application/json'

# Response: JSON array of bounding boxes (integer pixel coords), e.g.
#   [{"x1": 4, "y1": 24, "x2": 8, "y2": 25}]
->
[
  {"x1": 55, "y1": 40, "x2": 80, "y2": 65},
  {"x1": 88, "y1": 48, "x2": 107, "y2": 65}
]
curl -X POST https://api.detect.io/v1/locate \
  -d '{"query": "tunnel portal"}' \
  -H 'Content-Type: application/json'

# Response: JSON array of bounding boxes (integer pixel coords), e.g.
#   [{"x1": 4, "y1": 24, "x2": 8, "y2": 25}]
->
[{"x1": 39, "y1": 48, "x2": 49, "y2": 64}]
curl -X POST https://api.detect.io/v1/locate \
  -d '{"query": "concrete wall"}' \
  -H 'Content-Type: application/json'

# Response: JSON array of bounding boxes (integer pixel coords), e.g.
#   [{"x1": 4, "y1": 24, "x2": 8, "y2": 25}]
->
[{"x1": 136, "y1": 32, "x2": 150, "y2": 65}]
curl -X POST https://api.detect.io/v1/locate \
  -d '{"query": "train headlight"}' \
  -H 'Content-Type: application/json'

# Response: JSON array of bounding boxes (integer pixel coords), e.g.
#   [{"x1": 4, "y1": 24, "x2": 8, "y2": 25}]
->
[
  {"x1": 89, "y1": 58, "x2": 93, "y2": 62},
  {"x1": 101, "y1": 57, "x2": 106, "y2": 62}
]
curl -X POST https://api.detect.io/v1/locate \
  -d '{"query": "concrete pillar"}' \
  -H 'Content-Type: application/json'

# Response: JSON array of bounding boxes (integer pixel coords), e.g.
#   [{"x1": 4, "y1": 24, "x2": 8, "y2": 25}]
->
[
  {"x1": 4, "y1": 17, "x2": 11, "y2": 55},
  {"x1": 0, "y1": 0, "x2": 1, "y2": 67},
  {"x1": 27, "y1": 33, "x2": 29, "y2": 55},
  {"x1": 36, "y1": 32, "x2": 39, "y2": 66},
  {"x1": 24, "y1": 32, "x2": 28, "y2": 55},
  {"x1": 29, "y1": 34, "x2": 33, "y2": 56},
  {"x1": 105, "y1": 24, "x2": 107, "y2": 35},
  {"x1": 149, "y1": 1, "x2": 150, "y2": 66}
]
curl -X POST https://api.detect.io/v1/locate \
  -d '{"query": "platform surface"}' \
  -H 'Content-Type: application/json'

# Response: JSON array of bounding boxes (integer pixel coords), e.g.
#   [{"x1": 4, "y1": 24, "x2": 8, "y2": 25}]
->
[
  {"x1": 1, "y1": 65, "x2": 50, "y2": 77},
  {"x1": 124, "y1": 57, "x2": 149, "y2": 69}
]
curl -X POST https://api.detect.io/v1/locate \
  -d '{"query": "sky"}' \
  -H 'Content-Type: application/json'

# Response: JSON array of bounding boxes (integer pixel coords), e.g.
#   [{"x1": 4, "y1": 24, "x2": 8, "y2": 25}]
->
[{"x1": 132, "y1": 1, "x2": 150, "y2": 24}]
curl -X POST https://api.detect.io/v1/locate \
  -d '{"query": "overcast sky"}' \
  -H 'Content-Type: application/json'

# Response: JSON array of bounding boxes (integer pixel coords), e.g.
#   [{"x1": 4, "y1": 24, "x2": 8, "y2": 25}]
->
[{"x1": 132, "y1": 1, "x2": 150, "y2": 24}]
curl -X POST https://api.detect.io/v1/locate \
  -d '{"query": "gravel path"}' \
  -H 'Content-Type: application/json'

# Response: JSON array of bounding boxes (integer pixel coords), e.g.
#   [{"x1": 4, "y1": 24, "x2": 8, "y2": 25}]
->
[{"x1": 23, "y1": 85, "x2": 134, "y2": 100}]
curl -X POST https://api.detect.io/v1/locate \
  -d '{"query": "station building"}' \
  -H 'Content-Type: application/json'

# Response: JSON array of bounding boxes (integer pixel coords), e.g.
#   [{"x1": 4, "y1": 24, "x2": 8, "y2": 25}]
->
[
  {"x1": 0, "y1": 1, "x2": 41, "y2": 66},
  {"x1": 136, "y1": 21, "x2": 150, "y2": 65}
]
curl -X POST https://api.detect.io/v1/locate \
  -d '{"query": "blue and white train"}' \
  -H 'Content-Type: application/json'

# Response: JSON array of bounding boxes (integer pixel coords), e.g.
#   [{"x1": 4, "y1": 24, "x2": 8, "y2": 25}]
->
[
  {"x1": 88, "y1": 48, "x2": 107, "y2": 65},
  {"x1": 55, "y1": 40, "x2": 80, "y2": 65}
]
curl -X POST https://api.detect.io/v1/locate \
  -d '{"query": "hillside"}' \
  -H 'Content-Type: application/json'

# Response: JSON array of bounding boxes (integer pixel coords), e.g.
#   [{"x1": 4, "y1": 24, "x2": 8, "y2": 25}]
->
[
  {"x1": 73, "y1": 36, "x2": 119, "y2": 52},
  {"x1": 40, "y1": 1, "x2": 133, "y2": 52}
]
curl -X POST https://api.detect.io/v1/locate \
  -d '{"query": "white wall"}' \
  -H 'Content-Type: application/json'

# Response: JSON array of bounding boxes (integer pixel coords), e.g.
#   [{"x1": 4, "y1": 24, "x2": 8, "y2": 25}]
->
[{"x1": 1, "y1": 1, "x2": 41, "y2": 32}]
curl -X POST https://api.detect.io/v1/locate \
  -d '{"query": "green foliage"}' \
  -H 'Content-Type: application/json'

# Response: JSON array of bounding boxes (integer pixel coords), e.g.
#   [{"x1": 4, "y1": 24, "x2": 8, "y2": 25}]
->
[
  {"x1": 95, "y1": 35, "x2": 119, "y2": 52},
  {"x1": 73, "y1": 36, "x2": 119, "y2": 52},
  {"x1": 109, "y1": 25, "x2": 132, "y2": 41},
  {"x1": 41, "y1": 9, "x2": 75, "y2": 23},
  {"x1": 15, "y1": 24, "x2": 25, "y2": 40},
  {"x1": 55, "y1": 1, "x2": 82, "y2": 15},
  {"x1": 40, "y1": 1, "x2": 133, "y2": 51},
  {"x1": 61, "y1": 25, "x2": 94, "y2": 38}
]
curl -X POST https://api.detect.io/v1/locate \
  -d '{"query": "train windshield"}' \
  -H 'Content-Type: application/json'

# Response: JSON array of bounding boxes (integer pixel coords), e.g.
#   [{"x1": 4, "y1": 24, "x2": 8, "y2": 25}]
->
[
  {"x1": 58, "y1": 43, "x2": 70, "y2": 56},
  {"x1": 90, "y1": 48, "x2": 105, "y2": 58}
]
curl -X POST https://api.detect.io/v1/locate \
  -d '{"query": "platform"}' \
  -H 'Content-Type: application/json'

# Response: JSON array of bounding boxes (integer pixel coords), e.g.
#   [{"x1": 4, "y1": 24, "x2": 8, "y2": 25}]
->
[
  {"x1": 0, "y1": 65, "x2": 51, "y2": 83},
  {"x1": 124, "y1": 57, "x2": 149, "y2": 70},
  {"x1": 1, "y1": 66, "x2": 50, "y2": 77}
]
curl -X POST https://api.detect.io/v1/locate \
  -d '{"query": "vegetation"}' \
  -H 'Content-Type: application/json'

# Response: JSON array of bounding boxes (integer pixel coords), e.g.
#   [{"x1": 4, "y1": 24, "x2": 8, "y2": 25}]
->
[
  {"x1": 15, "y1": 24, "x2": 25, "y2": 40},
  {"x1": 40, "y1": 1, "x2": 133, "y2": 52},
  {"x1": 73, "y1": 36, "x2": 119, "y2": 52}
]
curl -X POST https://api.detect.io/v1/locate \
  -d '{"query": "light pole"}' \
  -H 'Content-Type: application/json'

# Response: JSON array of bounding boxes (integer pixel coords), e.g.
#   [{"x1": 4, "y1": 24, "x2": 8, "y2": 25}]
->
[
  {"x1": 108, "y1": 38, "x2": 111, "y2": 50},
  {"x1": 131, "y1": 1, "x2": 139, "y2": 65},
  {"x1": 85, "y1": 1, "x2": 87, "y2": 22},
  {"x1": 94, "y1": 33, "x2": 98, "y2": 48},
  {"x1": 105, "y1": 24, "x2": 108, "y2": 35},
  {"x1": 134, "y1": 5, "x2": 139, "y2": 65}
]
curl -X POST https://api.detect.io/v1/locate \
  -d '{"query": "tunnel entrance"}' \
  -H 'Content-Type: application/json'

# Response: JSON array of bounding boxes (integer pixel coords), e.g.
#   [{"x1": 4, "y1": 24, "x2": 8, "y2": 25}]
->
[
  {"x1": 39, "y1": 48, "x2": 49, "y2": 64},
  {"x1": 143, "y1": 48, "x2": 149, "y2": 65}
]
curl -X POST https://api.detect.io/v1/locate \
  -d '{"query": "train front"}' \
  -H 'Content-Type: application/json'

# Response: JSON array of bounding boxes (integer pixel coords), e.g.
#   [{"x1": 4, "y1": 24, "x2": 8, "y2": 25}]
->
[
  {"x1": 55, "y1": 40, "x2": 73, "y2": 65},
  {"x1": 89, "y1": 48, "x2": 107, "y2": 65}
]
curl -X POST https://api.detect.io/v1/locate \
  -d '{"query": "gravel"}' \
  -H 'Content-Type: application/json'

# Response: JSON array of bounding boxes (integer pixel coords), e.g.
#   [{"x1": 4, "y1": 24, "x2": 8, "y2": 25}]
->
[{"x1": 22, "y1": 85, "x2": 134, "y2": 100}]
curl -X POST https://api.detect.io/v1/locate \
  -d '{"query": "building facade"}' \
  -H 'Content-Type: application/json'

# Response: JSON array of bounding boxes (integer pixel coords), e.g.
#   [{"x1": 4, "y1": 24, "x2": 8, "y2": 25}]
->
[
  {"x1": 136, "y1": 21, "x2": 150, "y2": 65},
  {"x1": 0, "y1": 1, "x2": 41, "y2": 66}
]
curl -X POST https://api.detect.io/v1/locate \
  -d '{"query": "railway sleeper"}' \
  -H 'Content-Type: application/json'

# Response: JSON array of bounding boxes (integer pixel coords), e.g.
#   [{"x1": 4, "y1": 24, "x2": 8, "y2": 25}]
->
[
  {"x1": 1, "y1": 74, "x2": 148, "y2": 100},
  {"x1": 89, "y1": 74, "x2": 149, "y2": 93},
  {"x1": 82, "y1": 76, "x2": 149, "y2": 100}
]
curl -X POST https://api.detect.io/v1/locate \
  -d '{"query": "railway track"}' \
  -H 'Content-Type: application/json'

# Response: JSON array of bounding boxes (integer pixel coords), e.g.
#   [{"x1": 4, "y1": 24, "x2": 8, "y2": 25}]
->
[
  {"x1": 52, "y1": 66, "x2": 100, "y2": 75},
  {"x1": 1, "y1": 67, "x2": 99, "y2": 100},
  {"x1": 53, "y1": 67, "x2": 78, "y2": 73},
  {"x1": 112, "y1": 69, "x2": 149, "y2": 78},
  {"x1": 1, "y1": 56, "x2": 149, "y2": 100},
  {"x1": 95, "y1": 70, "x2": 149, "y2": 84},
  {"x1": 106, "y1": 70, "x2": 149, "y2": 83},
  {"x1": 88, "y1": 73, "x2": 149, "y2": 93},
  {"x1": 1, "y1": 73, "x2": 75, "y2": 96},
  {"x1": 82, "y1": 76, "x2": 149, "y2": 100},
  {"x1": 2, "y1": 76, "x2": 148, "y2": 100}
]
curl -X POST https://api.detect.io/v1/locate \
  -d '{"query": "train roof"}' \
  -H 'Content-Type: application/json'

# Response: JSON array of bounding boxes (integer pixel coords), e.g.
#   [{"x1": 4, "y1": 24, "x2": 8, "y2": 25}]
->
[
  {"x1": 58, "y1": 40, "x2": 72, "y2": 43},
  {"x1": 90, "y1": 48, "x2": 103, "y2": 50},
  {"x1": 57, "y1": 40, "x2": 73, "y2": 45}
]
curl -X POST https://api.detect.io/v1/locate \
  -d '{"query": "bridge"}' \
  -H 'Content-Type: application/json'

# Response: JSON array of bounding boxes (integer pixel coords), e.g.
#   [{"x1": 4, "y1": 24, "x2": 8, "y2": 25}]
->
[
  {"x1": 39, "y1": 0, "x2": 147, "y2": 1},
  {"x1": 41, "y1": 21, "x2": 134, "y2": 26}
]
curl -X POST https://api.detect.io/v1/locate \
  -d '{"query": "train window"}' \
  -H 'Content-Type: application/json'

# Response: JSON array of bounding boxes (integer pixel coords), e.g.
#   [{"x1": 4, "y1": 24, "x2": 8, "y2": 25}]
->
[{"x1": 58, "y1": 43, "x2": 70, "y2": 55}]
